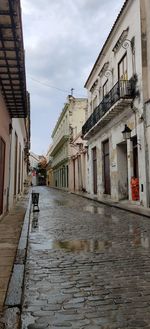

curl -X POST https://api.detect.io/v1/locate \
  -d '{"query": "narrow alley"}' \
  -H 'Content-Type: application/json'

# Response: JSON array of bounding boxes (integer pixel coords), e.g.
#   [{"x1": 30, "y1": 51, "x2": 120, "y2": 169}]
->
[{"x1": 21, "y1": 187, "x2": 150, "y2": 329}]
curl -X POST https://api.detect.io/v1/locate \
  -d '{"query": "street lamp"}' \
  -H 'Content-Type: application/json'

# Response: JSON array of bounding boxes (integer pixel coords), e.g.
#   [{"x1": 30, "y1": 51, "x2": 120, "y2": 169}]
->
[{"x1": 122, "y1": 124, "x2": 132, "y2": 140}]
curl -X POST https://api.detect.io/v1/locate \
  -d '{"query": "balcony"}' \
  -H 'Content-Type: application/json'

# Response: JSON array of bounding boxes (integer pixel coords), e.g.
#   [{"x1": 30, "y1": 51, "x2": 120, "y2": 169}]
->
[
  {"x1": 0, "y1": 0, "x2": 27, "y2": 118},
  {"x1": 82, "y1": 80, "x2": 135, "y2": 139},
  {"x1": 50, "y1": 135, "x2": 69, "y2": 157}
]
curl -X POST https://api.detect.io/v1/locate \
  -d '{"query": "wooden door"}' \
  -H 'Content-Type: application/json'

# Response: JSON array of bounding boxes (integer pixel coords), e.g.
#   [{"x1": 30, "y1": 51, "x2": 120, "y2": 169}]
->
[
  {"x1": 0, "y1": 137, "x2": 5, "y2": 215},
  {"x1": 92, "y1": 147, "x2": 97, "y2": 194},
  {"x1": 132, "y1": 136, "x2": 139, "y2": 178},
  {"x1": 103, "y1": 140, "x2": 111, "y2": 194}
]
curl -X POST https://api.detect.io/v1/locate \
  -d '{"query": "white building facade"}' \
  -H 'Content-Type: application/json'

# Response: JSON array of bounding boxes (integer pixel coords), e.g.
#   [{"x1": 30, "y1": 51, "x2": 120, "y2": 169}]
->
[
  {"x1": 82, "y1": 0, "x2": 150, "y2": 207},
  {"x1": 50, "y1": 96, "x2": 87, "y2": 190}
]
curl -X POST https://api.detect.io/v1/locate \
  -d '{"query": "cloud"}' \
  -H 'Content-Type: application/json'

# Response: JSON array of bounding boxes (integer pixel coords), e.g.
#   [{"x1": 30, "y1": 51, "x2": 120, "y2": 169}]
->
[{"x1": 21, "y1": 0, "x2": 125, "y2": 154}]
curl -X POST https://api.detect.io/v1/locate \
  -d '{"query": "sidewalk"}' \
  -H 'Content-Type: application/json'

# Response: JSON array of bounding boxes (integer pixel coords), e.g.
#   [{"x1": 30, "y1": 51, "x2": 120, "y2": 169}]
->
[
  {"x1": 71, "y1": 191, "x2": 150, "y2": 218},
  {"x1": 0, "y1": 192, "x2": 30, "y2": 321}
]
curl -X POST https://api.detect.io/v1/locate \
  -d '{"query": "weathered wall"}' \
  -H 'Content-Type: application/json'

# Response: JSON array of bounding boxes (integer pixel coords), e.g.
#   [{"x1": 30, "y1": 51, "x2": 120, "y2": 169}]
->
[
  {"x1": 9, "y1": 118, "x2": 27, "y2": 210},
  {"x1": 0, "y1": 94, "x2": 11, "y2": 217}
]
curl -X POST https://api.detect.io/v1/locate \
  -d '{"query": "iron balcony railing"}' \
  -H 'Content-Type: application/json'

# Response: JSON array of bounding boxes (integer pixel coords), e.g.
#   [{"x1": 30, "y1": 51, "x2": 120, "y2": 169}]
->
[{"x1": 82, "y1": 80, "x2": 135, "y2": 136}]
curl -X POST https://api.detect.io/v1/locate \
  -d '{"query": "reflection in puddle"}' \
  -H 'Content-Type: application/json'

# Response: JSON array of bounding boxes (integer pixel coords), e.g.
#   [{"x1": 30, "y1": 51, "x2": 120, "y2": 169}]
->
[
  {"x1": 31, "y1": 212, "x2": 39, "y2": 232},
  {"x1": 129, "y1": 224, "x2": 150, "y2": 249},
  {"x1": 83, "y1": 205, "x2": 105, "y2": 215},
  {"x1": 51, "y1": 240, "x2": 112, "y2": 252}
]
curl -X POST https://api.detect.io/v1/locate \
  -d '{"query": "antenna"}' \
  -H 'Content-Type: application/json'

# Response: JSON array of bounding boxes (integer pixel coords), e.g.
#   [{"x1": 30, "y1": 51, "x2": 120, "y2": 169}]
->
[{"x1": 71, "y1": 88, "x2": 74, "y2": 96}]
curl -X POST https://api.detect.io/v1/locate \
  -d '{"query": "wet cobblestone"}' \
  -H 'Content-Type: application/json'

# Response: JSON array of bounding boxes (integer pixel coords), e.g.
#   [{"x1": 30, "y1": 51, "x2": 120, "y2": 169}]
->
[{"x1": 21, "y1": 187, "x2": 150, "y2": 328}]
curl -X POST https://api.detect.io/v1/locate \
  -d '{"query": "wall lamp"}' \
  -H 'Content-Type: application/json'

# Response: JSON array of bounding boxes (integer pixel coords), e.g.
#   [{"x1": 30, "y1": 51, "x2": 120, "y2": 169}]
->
[
  {"x1": 122, "y1": 124, "x2": 132, "y2": 140},
  {"x1": 122, "y1": 124, "x2": 142, "y2": 149}
]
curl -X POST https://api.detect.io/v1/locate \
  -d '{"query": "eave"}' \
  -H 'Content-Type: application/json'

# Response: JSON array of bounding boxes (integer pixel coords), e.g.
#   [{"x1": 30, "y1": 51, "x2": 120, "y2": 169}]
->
[{"x1": 0, "y1": 0, "x2": 27, "y2": 118}]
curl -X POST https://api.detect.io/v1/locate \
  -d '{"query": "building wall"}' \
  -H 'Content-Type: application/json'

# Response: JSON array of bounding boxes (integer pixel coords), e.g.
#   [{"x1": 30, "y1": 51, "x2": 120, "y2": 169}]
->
[
  {"x1": 87, "y1": 0, "x2": 142, "y2": 117},
  {"x1": 69, "y1": 98, "x2": 88, "y2": 140},
  {"x1": 0, "y1": 94, "x2": 11, "y2": 217},
  {"x1": 141, "y1": 0, "x2": 150, "y2": 206},
  {"x1": 9, "y1": 118, "x2": 27, "y2": 210},
  {"x1": 50, "y1": 97, "x2": 87, "y2": 190},
  {"x1": 83, "y1": 0, "x2": 149, "y2": 206}
]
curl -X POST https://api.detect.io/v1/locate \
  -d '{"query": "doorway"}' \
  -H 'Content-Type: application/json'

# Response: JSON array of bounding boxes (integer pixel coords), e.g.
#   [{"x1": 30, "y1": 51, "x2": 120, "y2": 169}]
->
[
  {"x1": 0, "y1": 137, "x2": 5, "y2": 215},
  {"x1": 117, "y1": 142, "x2": 128, "y2": 200},
  {"x1": 132, "y1": 136, "x2": 139, "y2": 178},
  {"x1": 103, "y1": 140, "x2": 111, "y2": 194},
  {"x1": 92, "y1": 147, "x2": 97, "y2": 194}
]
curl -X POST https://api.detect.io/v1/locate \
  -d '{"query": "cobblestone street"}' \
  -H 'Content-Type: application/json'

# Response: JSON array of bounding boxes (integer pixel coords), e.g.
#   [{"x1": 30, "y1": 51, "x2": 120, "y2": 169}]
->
[{"x1": 21, "y1": 187, "x2": 150, "y2": 329}]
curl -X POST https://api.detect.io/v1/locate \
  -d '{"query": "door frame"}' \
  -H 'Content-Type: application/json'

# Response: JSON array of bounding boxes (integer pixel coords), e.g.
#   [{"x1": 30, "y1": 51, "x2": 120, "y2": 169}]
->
[
  {"x1": 92, "y1": 147, "x2": 97, "y2": 194},
  {"x1": 103, "y1": 139, "x2": 111, "y2": 195}
]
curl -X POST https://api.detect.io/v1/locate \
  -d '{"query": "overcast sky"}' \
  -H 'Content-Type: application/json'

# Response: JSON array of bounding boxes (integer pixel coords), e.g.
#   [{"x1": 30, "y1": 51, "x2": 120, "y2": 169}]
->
[{"x1": 21, "y1": 0, "x2": 124, "y2": 155}]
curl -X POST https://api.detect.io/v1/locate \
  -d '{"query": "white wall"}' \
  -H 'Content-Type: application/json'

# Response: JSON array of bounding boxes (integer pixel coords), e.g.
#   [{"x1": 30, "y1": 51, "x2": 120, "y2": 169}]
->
[{"x1": 9, "y1": 118, "x2": 27, "y2": 209}]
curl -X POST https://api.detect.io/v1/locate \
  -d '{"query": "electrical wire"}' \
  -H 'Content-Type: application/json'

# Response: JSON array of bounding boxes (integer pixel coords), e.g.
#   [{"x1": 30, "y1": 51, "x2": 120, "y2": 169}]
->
[
  {"x1": 27, "y1": 74, "x2": 87, "y2": 97},
  {"x1": 28, "y1": 75, "x2": 69, "y2": 93}
]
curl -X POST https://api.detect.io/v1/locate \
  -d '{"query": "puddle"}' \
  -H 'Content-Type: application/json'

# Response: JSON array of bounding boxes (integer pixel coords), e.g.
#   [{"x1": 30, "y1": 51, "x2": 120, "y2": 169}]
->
[
  {"x1": 83, "y1": 205, "x2": 105, "y2": 215},
  {"x1": 51, "y1": 239, "x2": 112, "y2": 252},
  {"x1": 30, "y1": 238, "x2": 112, "y2": 252}
]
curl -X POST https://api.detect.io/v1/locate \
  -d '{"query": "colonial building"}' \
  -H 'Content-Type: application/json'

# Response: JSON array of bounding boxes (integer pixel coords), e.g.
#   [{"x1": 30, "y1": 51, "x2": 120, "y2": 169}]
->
[
  {"x1": 50, "y1": 96, "x2": 87, "y2": 189},
  {"x1": 82, "y1": 0, "x2": 150, "y2": 207},
  {"x1": 46, "y1": 145, "x2": 53, "y2": 187},
  {"x1": 69, "y1": 132, "x2": 88, "y2": 193},
  {"x1": 0, "y1": 0, "x2": 30, "y2": 217}
]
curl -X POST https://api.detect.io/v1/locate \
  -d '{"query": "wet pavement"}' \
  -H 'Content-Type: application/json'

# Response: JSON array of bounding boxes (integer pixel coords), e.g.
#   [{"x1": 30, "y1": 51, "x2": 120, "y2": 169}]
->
[
  {"x1": 0, "y1": 194, "x2": 29, "y2": 316},
  {"x1": 21, "y1": 187, "x2": 150, "y2": 329}
]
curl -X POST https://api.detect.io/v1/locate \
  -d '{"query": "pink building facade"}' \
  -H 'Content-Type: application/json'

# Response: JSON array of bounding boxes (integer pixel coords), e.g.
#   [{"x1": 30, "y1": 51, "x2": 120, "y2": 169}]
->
[{"x1": 0, "y1": 95, "x2": 11, "y2": 217}]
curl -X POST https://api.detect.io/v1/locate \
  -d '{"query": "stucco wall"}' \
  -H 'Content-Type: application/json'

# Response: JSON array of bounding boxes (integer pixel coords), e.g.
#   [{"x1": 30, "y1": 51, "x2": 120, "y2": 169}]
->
[
  {"x1": 9, "y1": 118, "x2": 27, "y2": 209},
  {"x1": 0, "y1": 94, "x2": 11, "y2": 216}
]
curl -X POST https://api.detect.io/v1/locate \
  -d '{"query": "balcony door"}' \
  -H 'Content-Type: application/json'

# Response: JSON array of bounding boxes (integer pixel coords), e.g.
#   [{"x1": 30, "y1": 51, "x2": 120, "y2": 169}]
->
[
  {"x1": 103, "y1": 79, "x2": 108, "y2": 97},
  {"x1": 118, "y1": 53, "x2": 128, "y2": 97},
  {"x1": 118, "y1": 53, "x2": 128, "y2": 81},
  {"x1": 92, "y1": 147, "x2": 97, "y2": 194},
  {"x1": 0, "y1": 137, "x2": 5, "y2": 215},
  {"x1": 103, "y1": 140, "x2": 111, "y2": 195}
]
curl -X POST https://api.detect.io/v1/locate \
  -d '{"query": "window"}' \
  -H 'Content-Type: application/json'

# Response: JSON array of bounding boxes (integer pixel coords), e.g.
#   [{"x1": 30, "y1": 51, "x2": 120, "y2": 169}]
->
[{"x1": 118, "y1": 53, "x2": 128, "y2": 81}]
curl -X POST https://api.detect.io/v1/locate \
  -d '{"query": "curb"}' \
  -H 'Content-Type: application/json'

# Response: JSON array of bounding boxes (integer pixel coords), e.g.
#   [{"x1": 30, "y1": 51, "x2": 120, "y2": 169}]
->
[
  {"x1": 47, "y1": 186, "x2": 150, "y2": 218},
  {"x1": 70, "y1": 191, "x2": 150, "y2": 219},
  {"x1": 1, "y1": 193, "x2": 32, "y2": 329}
]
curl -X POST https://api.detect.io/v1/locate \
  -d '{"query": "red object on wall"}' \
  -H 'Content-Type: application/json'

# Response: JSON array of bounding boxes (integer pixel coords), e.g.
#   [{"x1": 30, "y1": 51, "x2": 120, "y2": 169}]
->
[{"x1": 131, "y1": 177, "x2": 139, "y2": 201}]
